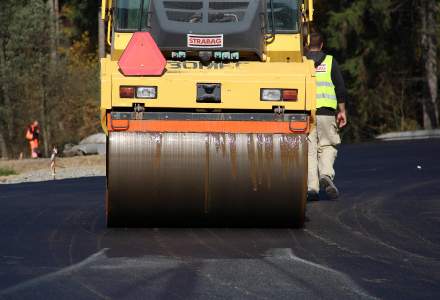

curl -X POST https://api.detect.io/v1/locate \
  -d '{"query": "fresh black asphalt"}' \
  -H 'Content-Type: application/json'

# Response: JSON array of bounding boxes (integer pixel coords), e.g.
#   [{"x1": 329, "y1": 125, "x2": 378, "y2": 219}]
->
[{"x1": 0, "y1": 139, "x2": 439, "y2": 299}]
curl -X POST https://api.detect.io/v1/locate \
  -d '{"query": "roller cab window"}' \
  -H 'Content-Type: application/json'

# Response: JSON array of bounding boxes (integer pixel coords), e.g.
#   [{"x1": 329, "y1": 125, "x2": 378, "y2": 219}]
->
[
  {"x1": 115, "y1": 0, "x2": 150, "y2": 32},
  {"x1": 115, "y1": 0, "x2": 298, "y2": 33},
  {"x1": 267, "y1": 0, "x2": 300, "y2": 33}
]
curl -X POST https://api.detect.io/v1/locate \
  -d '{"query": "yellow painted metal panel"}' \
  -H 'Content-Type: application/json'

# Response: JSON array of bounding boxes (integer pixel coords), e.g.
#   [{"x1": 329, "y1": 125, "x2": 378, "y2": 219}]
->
[
  {"x1": 266, "y1": 34, "x2": 303, "y2": 62},
  {"x1": 100, "y1": 57, "x2": 112, "y2": 109},
  {"x1": 100, "y1": 109, "x2": 108, "y2": 135},
  {"x1": 111, "y1": 33, "x2": 133, "y2": 60},
  {"x1": 101, "y1": 60, "x2": 315, "y2": 111}
]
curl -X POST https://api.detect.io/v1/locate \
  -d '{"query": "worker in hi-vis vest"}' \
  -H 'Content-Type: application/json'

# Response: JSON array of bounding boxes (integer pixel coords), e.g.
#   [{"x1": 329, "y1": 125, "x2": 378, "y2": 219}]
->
[{"x1": 306, "y1": 32, "x2": 347, "y2": 201}]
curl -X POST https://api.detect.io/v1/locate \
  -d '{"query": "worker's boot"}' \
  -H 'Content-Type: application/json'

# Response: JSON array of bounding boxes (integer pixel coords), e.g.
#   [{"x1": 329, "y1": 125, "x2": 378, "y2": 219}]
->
[
  {"x1": 320, "y1": 176, "x2": 339, "y2": 200},
  {"x1": 307, "y1": 190, "x2": 320, "y2": 202}
]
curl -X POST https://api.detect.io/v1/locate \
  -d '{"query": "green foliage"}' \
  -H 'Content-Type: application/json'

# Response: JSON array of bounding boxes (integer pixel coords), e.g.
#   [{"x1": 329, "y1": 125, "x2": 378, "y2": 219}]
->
[
  {"x1": 61, "y1": 0, "x2": 100, "y2": 49},
  {"x1": 0, "y1": 167, "x2": 17, "y2": 176},
  {"x1": 315, "y1": 0, "x2": 437, "y2": 141},
  {"x1": 0, "y1": 0, "x2": 100, "y2": 158}
]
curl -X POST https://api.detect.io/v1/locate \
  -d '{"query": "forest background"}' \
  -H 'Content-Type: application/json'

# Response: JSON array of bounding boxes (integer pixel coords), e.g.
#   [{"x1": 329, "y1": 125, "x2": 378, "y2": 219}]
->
[{"x1": 0, "y1": 0, "x2": 439, "y2": 159}]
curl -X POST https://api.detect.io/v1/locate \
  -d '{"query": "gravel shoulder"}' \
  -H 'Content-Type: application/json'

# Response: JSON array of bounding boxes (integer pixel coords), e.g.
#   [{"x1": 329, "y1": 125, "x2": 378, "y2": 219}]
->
[{"x1": 0, "y1": 155, "x2": 105, "y2": 184}]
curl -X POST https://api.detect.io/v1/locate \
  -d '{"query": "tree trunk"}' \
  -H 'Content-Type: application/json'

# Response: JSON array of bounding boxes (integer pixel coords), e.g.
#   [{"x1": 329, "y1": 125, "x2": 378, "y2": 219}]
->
[
  {"x1": 0, "y1": 131, "x2": 9, "y2": 160},
  {"x1": 0, "y1": 38, "x2": 14, "y2": 150},
  {"x1": 47, "y1": 0, "x2": 57, "y2": 62},
  {"x1": 45, "y1": 0, "x2": 59, "y2": 157},
  {"x1": 54, "y1": 0, "x2": 59, "y2": 43},
  {"x1": 419, "y1": 0, "x2": 439, "y2": 128},
  {"x1": 40, "y1": 81, "x2": 50, "y2": 157},
  {"x1": 422, "y1": 101, "x2": 433, "y2": 129}
]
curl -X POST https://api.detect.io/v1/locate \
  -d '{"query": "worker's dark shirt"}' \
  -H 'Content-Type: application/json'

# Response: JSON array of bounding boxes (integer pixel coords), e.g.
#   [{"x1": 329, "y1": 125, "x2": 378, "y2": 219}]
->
[{"x1": 306, "y1": 50, "x2": 348, "y2": 116}]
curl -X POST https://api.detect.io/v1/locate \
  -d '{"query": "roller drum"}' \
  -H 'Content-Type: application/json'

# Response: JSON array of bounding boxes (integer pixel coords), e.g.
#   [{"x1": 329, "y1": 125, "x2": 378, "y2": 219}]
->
[{"x1": 107, "y1": 132, "x2": 307, "y2": 227}]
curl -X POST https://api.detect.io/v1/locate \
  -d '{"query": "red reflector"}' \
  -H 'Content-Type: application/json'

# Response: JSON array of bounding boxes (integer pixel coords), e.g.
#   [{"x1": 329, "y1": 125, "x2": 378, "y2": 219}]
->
[
  {"x1": 120, "y1": 86, "x2": 135, "y2": 98},
  {"x1": 118, "y1": 32, "x2": 166, "y2": 76},
  {"x1": 282, "y1": 89, "x2": 298, "y2": 101}
]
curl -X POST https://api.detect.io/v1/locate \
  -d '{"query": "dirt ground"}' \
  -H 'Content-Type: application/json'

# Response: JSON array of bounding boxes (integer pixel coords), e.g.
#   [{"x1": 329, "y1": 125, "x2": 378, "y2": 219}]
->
[
  {"x1": 0, "y1": 155, "x2": 105, "y2": 184},
  {"x1": 0, "y1": 155, "x2": 105, "y2": 173}
]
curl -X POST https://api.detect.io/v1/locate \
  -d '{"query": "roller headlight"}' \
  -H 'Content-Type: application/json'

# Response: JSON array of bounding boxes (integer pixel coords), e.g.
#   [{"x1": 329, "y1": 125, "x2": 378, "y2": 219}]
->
[
  {"x1": 261, "y1": 89, "x2": 282, "y2": 101},
  {"x1": 136, "y1": 87, "x2": 157, "y2": 99}
]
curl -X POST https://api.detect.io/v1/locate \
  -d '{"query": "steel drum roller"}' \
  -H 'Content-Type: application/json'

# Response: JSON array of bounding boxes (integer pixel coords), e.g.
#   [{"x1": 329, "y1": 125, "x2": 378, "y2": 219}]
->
[{"x1": 107, "y1": 132, "x2": 307, "y2": 227}]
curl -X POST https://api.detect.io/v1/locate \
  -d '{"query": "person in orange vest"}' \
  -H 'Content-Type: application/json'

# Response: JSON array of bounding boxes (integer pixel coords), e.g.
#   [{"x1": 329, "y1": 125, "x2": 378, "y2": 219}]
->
[{"x1": 26, "y1": 120, "x2": 40, "y2": 158}]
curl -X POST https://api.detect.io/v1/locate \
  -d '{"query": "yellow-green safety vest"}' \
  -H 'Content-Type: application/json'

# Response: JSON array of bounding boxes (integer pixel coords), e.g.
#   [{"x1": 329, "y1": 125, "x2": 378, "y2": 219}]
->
[{"x1": 315, "y1": 55, "x2": 337, "y2": 109}]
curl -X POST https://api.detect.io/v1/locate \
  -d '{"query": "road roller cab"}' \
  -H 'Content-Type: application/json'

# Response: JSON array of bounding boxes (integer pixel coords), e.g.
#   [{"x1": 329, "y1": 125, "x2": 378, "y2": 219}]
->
[{"x1": 101, "y1": 0, "x2": 316, "y2": 227}]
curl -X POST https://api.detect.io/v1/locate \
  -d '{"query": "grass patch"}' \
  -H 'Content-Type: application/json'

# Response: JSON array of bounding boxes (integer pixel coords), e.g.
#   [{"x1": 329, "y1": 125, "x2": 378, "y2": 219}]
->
[{"x1": 0, "y1": 167, "x2": 17, "y2": 176}]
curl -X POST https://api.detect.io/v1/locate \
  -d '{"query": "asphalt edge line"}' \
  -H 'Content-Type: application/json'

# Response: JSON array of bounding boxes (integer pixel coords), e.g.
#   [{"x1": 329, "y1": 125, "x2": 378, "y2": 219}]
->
[{"x1": 0, "y1": 248, "x2": 109, "y2": 296}]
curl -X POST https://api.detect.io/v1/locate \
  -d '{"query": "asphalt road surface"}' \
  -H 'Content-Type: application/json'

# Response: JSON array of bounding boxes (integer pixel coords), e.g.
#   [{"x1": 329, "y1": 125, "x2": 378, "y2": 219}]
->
[{"x1": 0, "y1": 140, "x2": 439, "y2": 300}]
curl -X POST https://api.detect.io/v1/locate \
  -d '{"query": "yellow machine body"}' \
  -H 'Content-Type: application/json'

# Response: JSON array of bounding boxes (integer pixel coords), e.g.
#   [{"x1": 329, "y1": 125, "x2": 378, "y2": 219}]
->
[
  {"x1": 100, "y1": 0, "x2": 316, "y2": 227},
  {"x1": 101, "y1": 35, "x2": 316, "y2": 129}
]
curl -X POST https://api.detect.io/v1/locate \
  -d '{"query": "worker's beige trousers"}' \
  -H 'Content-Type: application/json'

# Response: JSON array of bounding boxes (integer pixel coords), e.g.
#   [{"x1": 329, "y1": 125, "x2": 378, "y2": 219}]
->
[{"x1": 308, "y1": 115, "x2": 341, "y2": 192}]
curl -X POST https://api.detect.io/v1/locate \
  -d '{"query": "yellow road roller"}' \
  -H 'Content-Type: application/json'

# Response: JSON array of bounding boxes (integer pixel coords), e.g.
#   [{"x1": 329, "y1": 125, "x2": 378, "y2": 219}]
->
[{"x1": 100, "y1": 0, "x2": 316, "y2": 227}]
